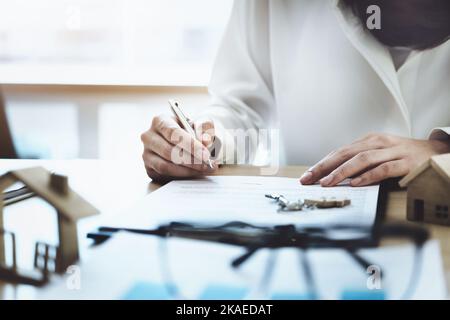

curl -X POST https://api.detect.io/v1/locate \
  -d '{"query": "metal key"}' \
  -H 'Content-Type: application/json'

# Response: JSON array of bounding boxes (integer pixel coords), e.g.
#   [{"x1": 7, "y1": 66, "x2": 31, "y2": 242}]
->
[
  {"x1": 265, "y1": 194, "x2": 283, "y2": 201},
  {"x1": 279, "y1": 199, "x2": 305, "y2": 212},
  {"x1": 265, "y1": 193, "x2": 288, "y2": 205},
  {"x1": 266, "y1": 194, "x2": 304, "y2": 212}
]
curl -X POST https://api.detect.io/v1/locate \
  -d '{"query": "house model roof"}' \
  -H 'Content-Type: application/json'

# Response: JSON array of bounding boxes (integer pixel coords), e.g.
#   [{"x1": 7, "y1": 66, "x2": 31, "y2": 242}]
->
[
  {"x1": 0, "y1": 166, "x2": 99, "y2": 221},
  {"x1": 399, "y1": 153, "x2": 450, "y2": 187}
]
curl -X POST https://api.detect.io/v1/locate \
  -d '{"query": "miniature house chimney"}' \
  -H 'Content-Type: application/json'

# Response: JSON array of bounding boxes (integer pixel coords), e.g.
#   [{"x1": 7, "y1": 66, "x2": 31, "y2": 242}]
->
[{"x1": 50, "y1": 173, "x2": 69, "y2": 195}]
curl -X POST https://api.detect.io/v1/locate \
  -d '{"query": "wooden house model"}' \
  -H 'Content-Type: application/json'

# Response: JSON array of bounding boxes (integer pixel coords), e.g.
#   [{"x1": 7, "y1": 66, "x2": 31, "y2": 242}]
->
[
  {"x1": 0, "y1": 166, "x2": 99, "y2": 276},
  {"x1": 399, "y1": 153, "x2": 450, "y2": 226}
]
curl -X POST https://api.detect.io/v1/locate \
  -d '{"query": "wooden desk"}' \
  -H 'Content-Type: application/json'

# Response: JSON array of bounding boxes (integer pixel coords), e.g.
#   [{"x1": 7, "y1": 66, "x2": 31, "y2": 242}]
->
[{"x1": 0, "y1": 160, "x2": 449, "y2": 299}]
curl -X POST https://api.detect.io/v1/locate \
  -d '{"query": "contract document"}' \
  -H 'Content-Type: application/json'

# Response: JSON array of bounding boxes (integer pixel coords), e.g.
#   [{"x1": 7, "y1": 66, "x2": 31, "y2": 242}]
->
[{"x1": 121, "y1": 176, "x2": 380, "y2": 229}]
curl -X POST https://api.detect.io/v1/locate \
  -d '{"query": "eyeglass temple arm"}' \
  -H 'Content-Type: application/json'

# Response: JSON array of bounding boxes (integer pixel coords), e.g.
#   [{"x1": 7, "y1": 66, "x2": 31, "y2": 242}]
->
[
  {"x1": 346, "y1": 249, "x2": 382, "y2": 279},
  {"x1": 299, "y1": 250, "x2": 318, "y2": 299},
  {"x1": 231, "y1": 247, "x2": 259, "y2": 268}
]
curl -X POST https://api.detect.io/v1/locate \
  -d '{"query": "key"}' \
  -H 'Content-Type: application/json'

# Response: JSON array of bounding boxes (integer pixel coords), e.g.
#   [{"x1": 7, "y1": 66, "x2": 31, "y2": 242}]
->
[
  {"x1": 277, "y1": 196, "x2": 290, "y2": 208},
  {"x1": 265, "y1": 193, "x2": 289, "y2": 207},
  {"x1": 265, "y1": 193, "x2": 282, "y2": 201},
  {"x1": 280, "y1": 199, "x2": 304, "y2": 211},
  {"x1": 265, "y1": 194, "x2": 303, "y2": 211}
]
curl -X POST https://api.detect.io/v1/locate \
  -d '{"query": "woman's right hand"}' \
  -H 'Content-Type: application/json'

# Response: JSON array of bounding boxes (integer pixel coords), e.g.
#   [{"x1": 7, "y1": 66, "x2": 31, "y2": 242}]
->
[{"x1": 141, "y1": 114, "x2": 217, "y2": 181}]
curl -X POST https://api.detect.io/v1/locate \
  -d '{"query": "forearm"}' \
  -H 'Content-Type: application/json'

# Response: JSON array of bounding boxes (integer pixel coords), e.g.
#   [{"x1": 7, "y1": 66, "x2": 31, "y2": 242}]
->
[{"x1": 198, "y1": 0, "x2": 275, "y2": 165}]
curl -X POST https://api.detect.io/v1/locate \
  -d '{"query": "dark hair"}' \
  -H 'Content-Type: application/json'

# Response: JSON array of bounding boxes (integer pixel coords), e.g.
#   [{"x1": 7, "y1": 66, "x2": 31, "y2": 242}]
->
[{"x1": 343, "y1": 0, "x2": 450, "y2": 50}]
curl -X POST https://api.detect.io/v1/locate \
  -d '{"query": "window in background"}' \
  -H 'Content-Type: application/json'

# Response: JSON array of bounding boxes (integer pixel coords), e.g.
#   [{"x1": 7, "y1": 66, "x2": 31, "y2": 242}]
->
[
  {"x1": 98, "y1": 93, "x2": 211, "y2": 161},
  {"x1": 0, "y1": 0, "x2": 232, "y2": 85},
  {"x1": 2, "y1": 0, "x2": 232, "y2": 160},
  {"x1": 7, "y1": 102, "x2": 79, "y2": 159}
]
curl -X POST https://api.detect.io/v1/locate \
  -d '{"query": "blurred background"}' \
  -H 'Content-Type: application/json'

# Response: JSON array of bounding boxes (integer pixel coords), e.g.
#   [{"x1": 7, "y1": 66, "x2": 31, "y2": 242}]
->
[{"x1": 0, "y1": 0, "x2": 232, "y2": 160}]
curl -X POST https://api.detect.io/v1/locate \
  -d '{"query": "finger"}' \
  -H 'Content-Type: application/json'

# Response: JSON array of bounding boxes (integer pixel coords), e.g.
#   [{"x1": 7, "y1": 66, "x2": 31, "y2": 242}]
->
[
  {"x1": 143, "y1": 151, "x2": 203, "y2": 178},
  {"x1": 142, "y1": 131, "x2": 172, "y2": 159},
  {"x1": 350, "y1": 159, "x2": 409, "y2": 186},
  {"x1": 300, "y1": 142, "x2": 372, "y2": 185},
  {"x1": 300, "y1": 138, "x2": 390, "y2": 185},
  {"x1": 146, "y1": 133, "x2": 213, "y2": 172},
  {"x1": 193, "y1": 118, "x2": 215, "y2": 148},
  {"x1": 152, "y1": 115, "x2": 211, "y2": 164},
  {"x1": 320, "y1": 148, "x2": 402, "y2": 187}
]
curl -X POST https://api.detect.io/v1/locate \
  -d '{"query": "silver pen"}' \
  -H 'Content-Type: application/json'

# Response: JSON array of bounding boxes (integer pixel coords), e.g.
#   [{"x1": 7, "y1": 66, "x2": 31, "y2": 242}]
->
[{"x1": 168, "y1": 100, "x2": 214, "y2": 169}]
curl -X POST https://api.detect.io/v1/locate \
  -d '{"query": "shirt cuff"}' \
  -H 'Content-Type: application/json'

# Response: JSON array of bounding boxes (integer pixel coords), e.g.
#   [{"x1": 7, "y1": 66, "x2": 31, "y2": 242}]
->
[
  {"x1": 428, "y1": 127, "x2": 450, "y2": 140},
  {"x1": 209, "y1": 119, "x2": 236, "y2": 164}
]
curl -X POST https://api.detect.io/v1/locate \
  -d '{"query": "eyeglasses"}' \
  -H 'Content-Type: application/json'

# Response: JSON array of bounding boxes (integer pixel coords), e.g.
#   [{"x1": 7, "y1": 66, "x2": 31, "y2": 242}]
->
[{"x1": 88, "y1": 220, "x2": 429, "y2": 300}]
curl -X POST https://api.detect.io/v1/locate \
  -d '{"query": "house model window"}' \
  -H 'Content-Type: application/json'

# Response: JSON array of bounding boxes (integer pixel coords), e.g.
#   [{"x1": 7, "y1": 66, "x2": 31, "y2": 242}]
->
[{"x1": 0, "y1": 166, "x2": 98, "y2": 285}]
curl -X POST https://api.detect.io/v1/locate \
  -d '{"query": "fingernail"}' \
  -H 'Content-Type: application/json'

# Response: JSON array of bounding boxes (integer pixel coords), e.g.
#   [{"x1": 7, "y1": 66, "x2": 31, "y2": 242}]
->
[
  {"x1": 320, "y1": 175, "x2": 333, "y2": 186},
  {"x1": 351, "y1": 177, "x2": 362, "y2": 186},
  {"x1": 300, "y1": 171, "x2": 312, "y2": 184}
]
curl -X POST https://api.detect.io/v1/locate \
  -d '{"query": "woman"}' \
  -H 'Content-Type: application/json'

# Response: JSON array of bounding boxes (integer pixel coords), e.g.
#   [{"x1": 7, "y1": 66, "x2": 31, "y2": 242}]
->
[{"x1": 141, "y1": 0, "x2": 450, "y2": 186}]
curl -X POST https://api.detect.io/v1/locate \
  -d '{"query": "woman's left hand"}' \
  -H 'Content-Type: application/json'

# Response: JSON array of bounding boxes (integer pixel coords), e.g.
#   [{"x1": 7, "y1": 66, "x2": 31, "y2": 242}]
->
[{"x1": 300, "y1": 133, "x2": 450, "y2": 187}]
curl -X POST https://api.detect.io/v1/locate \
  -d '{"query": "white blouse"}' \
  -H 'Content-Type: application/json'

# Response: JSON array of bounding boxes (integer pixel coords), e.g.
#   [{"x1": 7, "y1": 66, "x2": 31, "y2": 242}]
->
[{"x1": 200, "y1": 0, "x2": 450, "y2": 166}]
